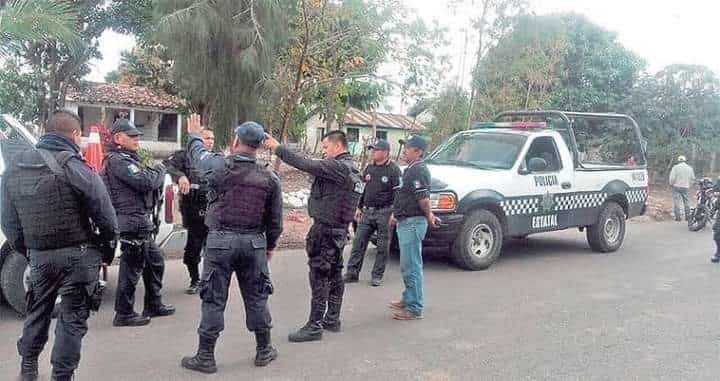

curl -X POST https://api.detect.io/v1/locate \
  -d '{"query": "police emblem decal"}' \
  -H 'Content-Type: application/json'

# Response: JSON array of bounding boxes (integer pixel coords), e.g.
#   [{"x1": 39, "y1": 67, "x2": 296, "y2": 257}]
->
[
  {"x1": 540, "y1": 191, "x2": 555, "y2": 212},
  {"x1": 127, "y1": 164, "x2": 140, "y2": 174}
]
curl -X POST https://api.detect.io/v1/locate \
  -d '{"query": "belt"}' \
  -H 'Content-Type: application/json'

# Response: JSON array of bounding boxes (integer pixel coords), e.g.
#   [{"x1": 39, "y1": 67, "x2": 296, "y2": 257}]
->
[{"x1": 214, "y1": 227, "x2": 264, "y2": 234}]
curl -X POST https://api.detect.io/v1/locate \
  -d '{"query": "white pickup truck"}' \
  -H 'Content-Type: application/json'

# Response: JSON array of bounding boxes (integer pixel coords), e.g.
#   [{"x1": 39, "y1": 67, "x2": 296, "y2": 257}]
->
[
  {"x1": 419, "y1": 111, "x2": 649, "y2": 270},
  {"x1": 0, "y1": 114, "x2": 180, "y2": 315}
]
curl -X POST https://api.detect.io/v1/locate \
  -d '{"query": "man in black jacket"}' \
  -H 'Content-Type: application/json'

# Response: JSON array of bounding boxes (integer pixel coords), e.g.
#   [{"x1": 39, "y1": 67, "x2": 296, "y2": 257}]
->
[
  {"x1": 264, "y1": 130, "x2": 363, "y2": 342},
  {"x1": 163, "y1": 127, "x2": 215, "y2": 294},
  {"x1": 1, "y1": 110, "x2": 118, "y2": 381},
  {"x1": 181, "y1": 115, "x2": 283, "y2": 372},
  {"x1": 103, "y1": 119, "x2": 175, "y2": 327}
]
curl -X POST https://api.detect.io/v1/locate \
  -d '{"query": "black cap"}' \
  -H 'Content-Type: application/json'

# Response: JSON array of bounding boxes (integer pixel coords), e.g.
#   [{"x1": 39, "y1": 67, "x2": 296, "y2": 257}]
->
[
  {"x1": 399, "y1": 135, "x2": 427, "y2": 151},
  {"x1": 111, "y1": 119, "x2": 143, "y2": 136},
  {"x1": 235, "y1": 121, "x2": 265, "y2": 148},
  {"x1": 368, "y1": 139, "x2": 390, "y2": 151}
]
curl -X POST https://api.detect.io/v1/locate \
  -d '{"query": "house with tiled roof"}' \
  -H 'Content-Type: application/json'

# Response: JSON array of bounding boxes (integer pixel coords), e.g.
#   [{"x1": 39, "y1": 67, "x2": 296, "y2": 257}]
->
[
  {"x1": 304, "y1": 107, "x2": 427, "y2": 155},
  {"x1": 64, "y1": 82, "x2": 184, "y2": 156}
]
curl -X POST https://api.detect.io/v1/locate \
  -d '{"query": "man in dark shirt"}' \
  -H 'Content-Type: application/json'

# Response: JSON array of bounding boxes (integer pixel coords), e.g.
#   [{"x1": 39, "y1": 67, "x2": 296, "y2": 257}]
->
[
  {"x1": 2, "y1": 110, "x2": 118, "y2": 381},
  {"x1": 181, "y1": 115, "x2": 283, "y2": 372},
  {"x1": 345, "y1": 139, "x2": 401, "y2": 286},
  {"x1": 163, "y1": 127, "x2": 215, "y2": 294},
  {"x1": 388, "y1": 135, "x2": 439, "y2": 320},
  {"x1": 264, "y1": 130, "x2": 363, "y2": 342}
]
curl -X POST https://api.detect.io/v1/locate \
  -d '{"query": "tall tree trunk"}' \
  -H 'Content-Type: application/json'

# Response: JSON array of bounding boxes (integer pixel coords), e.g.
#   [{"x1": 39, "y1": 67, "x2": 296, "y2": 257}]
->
[{"x1": 466, "y1": 0, "x2": 491, "y2": 129}]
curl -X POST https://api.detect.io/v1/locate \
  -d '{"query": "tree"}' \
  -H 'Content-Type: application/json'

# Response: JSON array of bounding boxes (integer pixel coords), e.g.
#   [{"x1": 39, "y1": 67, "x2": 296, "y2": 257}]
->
[
  {"x1": 0, "y1": 0, "x2": 81, "y2": 57},
  {"x1": 155, "y1": 0, "x2": 289, "y2": 147},
  {"x1": 420, "y1": 84, "x2": 471, "y2": 145},
  {"x1": 112, "y1": 46, "x2": 177, "y2": 95},
  {"x1": 0, "y1": 59, "x2": 38, "y2": 122},
  {"x1": 625, "y1": 65, "x2": 720, "y2": 178}
]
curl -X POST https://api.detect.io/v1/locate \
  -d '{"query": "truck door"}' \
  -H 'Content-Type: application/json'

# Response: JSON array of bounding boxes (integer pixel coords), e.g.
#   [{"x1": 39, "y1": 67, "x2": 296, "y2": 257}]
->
[{"x1": 509, "y1": 135, "x2": 574, "y2": 235}]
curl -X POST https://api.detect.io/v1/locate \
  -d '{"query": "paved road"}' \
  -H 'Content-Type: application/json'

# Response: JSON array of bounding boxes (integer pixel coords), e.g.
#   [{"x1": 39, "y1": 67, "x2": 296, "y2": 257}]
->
[{"x1": 1, "y1": 221, "x2": 719, "y2": 380}]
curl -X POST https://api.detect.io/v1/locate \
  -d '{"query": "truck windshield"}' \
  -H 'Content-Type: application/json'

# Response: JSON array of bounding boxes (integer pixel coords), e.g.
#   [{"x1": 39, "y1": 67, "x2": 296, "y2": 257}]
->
[{"x1": 429, "y1": 132, "x2": 527, "y2": 170}]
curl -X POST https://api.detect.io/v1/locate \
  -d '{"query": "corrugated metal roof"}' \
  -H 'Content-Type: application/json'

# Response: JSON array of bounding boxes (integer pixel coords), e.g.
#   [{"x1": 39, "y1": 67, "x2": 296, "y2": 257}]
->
[{"x1": 344, "y1": 108, "x2": 425, "y2": 131}]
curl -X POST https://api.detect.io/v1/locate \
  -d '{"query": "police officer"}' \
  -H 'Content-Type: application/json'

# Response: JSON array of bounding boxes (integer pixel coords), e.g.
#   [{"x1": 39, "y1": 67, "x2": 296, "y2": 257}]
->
[
  {"x1": 345, "y1": 139, "x2": 401, "y2": 286},
  {"x1": 711, "y1": 177, "x2": 720, "y2": 263},
  {"x1": 180, "y1": 115, "x2": 283, "y2": 372},
  {"x1": 163, "y1": 127, "x2": 215, "y2": 294},
  {"x1": 1, "y1": 110, "x2": 118, "y2": 381},
  {"x1": 103, "y1": 119, "x2": 175, "y2": 327},
  {"x1": 264, "y1": 130, "x2": 363, "y2": 342}
]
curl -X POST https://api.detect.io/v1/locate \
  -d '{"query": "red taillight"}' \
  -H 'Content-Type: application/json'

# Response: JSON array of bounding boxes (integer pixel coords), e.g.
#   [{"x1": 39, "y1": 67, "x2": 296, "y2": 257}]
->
[{"x1": 164, "y1": 184, "x2": 174, "y2": 224}]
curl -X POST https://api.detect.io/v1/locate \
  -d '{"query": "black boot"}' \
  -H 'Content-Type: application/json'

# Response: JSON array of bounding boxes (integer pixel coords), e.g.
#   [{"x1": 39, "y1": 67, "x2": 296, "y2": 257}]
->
[
  {"x1": 143, "y1": 303, "x2": 176, "y2": 318},
  {"x1": 181, "y1": 336, "x2": 217, "y2": 374},
  {"x1": 113, "y1": 312, "x2": 151, "y2": 327},
  {"x1": 288, "y1": 321, "x2": 323, "y2": 343},
  {"x1": 254, "y1": 330, "x2": 278, "y2": 367},
  {"x1": 19, "y1": 356, "x2": 38, "y2": 381}
]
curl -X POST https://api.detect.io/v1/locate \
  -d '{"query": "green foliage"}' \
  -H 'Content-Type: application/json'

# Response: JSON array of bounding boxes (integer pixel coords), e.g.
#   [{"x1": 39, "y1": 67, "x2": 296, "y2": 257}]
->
[
  {"x1": 0, "y1": 60, "x2": 38, "y2": 122},
  {"x1": 423, "y1": 85, "x2": 471, "y2": 145},
  {"x1": 155, "y1": 0, "x2": 289, "y2": 148},
  {"x1": 0, "y1": 0, "x2": 82, "y2": 57},
  {"x1": 136, "y1": 146, "x2": 153, "y2": 166},
  {"x1": 115, "y1": 46, "x2": 177, "y2": 95}
]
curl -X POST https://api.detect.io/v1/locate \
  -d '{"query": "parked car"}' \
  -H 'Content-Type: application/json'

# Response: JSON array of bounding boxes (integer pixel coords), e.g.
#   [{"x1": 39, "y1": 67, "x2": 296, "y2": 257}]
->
[
  {"x1": 397, "y1": 111, "x2": 649, "y2": 270},
  {"x1": 0, "y1": 114, "x2": 180, "y2": 315}
]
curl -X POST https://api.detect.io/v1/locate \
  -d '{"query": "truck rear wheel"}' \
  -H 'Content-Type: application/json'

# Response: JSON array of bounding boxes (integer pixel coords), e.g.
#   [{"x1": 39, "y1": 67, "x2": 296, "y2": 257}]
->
[
  {"x1": 451, "y1": 210, "x2": 503, "y2": 270},
  {"x1": 587, "y1": 201, "x2": 626, "y2": 253},
  {"x1": 0, "y1": 251, "x2": 28, "y2": 315}
]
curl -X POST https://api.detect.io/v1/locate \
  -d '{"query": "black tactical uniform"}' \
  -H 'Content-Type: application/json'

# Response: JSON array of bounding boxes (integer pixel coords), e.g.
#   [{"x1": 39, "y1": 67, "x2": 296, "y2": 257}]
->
[
  {"x1": 346, "y1": 140, "x2": 401, "y2": 286},
  {"x1": 164, "y1": 149, "x2": 209, "y2": 292},
  {"x1": 274, "y1": 144, "x2": 363, "y2": 342},
  {"x1": 1, "y1": 131, "x2": 118, "y2": 381},
  {"x1": 181, "y1": 122, "x2": 283, "y2": 373},
  {"x1": 711, "y1": 179, "x2": 720, "y2": 263},
  {"x1": 102, "y1": 120, "x2": 175, "y2": 327}
]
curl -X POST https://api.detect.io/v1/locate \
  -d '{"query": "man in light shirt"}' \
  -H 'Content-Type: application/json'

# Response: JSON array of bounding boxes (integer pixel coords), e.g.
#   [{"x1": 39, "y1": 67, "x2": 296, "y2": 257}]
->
[{"x1": 668, "y1": 155, "x2": 695, "y2": 221}]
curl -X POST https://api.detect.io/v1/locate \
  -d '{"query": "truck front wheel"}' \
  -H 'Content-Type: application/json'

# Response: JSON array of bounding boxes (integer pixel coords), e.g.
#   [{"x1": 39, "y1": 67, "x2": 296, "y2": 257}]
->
[
  {"x1": 451, "y1": 210, "x2": 503, "y2": 270},
  {"x1": 0, "y1": 250, "x2": 28, "y2": 315},
  {"x1": 587, "y1": 201, "x2": 626, "y2": 253}
]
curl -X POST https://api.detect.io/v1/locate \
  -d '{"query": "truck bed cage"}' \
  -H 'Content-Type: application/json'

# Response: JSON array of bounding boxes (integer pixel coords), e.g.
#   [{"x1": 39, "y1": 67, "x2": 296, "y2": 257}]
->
[{"x1": 493, "y1": 110, "x2": 646, "y2": 169}]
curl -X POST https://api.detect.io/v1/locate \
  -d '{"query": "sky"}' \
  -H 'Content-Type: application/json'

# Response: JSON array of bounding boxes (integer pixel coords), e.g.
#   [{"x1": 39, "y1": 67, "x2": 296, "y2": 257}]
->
[{"x1": 86, "y1": 0, "x2": 720, "y2": 112}]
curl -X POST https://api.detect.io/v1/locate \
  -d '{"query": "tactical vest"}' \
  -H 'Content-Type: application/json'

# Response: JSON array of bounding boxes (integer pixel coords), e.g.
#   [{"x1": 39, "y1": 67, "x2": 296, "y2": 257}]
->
[
  {"x1": 102, "y1": 151, "x2": 155, "y2": 233},
  {"x1": 205, "y1": 156, "x2": 273, "y2": 232},
  {"x1": 5, "y1": 149, "x2": 91, "y2": 249},
  {"x1": 308, "y1": 154, "x2": 363, "y2": 227}
]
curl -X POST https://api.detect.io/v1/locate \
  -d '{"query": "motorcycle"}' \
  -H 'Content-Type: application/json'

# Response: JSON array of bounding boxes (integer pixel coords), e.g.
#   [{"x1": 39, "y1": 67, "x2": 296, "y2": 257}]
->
[{"x1": 688, "y1": 177, "x2": 719, "y2": 231}]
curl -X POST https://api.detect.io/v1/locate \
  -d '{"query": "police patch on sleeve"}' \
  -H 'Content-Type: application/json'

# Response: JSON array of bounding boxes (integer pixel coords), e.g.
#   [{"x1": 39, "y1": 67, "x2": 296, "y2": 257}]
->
[{"x1": 127, "y1": 164, "x2": 141, "y2": 175}]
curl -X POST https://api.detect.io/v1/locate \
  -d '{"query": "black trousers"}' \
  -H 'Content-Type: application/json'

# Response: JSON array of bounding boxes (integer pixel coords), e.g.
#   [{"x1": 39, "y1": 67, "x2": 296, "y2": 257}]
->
[
  {"x1": 19, "y1": 245, "x2": 101, "y2": 379},
  {"x1": 197, "y1": 231, "x2": 273, "y2": 340},
  {"x1": 714, "y1": 217, "x2": 720, "y2": 255},
  {"x1": 305, "y1": 223, "x2": 347, "y2": 324},
  {"x1": 182, "y1": 208, "x2": 208, "y2": 281},
  {"x1": 114, "y1": 233, "x2": 165, "y2": 315},
  {"x1": 347, "y1": 207, "x2": 392, "y2": 279}
]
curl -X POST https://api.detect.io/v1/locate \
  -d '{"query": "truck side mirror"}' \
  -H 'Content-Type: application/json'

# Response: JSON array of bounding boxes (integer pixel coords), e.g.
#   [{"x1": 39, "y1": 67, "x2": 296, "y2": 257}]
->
[{"x1": 528, "y1": 157, "x2": 548, "y2": 173}]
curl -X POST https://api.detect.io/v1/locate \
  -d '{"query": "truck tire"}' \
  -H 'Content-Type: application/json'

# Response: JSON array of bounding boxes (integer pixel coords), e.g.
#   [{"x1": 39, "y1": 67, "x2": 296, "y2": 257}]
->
[
  {"x1": 451, "y1": 210, "x2": 503, "y2": 270},
  {"x1": 0, "y1": 244, "x2": 12, "y2": 306},
  {"x1": 0, "y1": 251, "x2": 28, "y2": 315},
  {"x1": 587, "y1": 201, "x2": 626, "y2": 253}
]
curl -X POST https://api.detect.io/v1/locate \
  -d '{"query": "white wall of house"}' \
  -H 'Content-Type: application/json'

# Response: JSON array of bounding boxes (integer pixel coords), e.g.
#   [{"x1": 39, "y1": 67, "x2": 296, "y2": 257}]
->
[{"x1": 305, "y1": 114, "x2": 411, "y2": 155}]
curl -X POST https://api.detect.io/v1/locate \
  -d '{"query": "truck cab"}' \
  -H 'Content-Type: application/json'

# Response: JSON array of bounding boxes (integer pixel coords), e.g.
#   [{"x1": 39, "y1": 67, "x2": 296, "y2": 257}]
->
[
  {"x1": 0, "y1": 114, "x2": 179, "y2": 315},
  {"x1": 420, "y1": 111, "x2": 648, "y2": 270}
]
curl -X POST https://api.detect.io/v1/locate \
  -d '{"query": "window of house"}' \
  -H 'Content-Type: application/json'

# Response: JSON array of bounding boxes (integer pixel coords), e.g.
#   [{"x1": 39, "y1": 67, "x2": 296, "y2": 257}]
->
[
  {"x1": 346, "y1": 127, "x2": 359, "y2": 142},
  {"x1": 375, "y1": 130, "x2": 388, "y2": 140}
]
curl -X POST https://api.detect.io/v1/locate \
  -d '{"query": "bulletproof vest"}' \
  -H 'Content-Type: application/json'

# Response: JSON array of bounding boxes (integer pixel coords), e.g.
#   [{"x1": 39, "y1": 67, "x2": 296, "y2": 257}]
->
[
  {"x1": 205, "y1": 155, "x2": 273, "y2": 232},
  {"x1": 308, "y1": 153, "x2": 363, "y2": 227},
  {"x1": 184, "y1": 152, "x2": 209, "y2": 195},
  {"x1": 5, "y1": 148, "x2": 91, "y2": 249},
  {"x1": 102, "y1": 151, "x2": 156, "y2": 232}
]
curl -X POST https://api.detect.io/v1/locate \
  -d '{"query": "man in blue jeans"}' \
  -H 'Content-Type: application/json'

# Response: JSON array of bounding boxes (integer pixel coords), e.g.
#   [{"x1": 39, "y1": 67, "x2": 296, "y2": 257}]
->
[{"x1": 388, "y1": 135, "x2": 440, "y2": 320}]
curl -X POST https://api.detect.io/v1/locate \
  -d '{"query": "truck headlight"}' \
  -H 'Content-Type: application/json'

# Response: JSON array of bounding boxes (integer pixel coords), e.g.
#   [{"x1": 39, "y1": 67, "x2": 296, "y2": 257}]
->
[{"x1": 430, "y1": 192, "x2": 457, "y2": 211}]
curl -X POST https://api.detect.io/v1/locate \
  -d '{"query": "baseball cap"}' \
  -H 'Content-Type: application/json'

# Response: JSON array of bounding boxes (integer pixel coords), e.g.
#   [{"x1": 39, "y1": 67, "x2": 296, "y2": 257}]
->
[
  {"x1": 235, "y1": 121, "x2": 265, "y2": 148},
  {"x1": 677, "y1": 155, "x2": 687, "y2": 162},
  {"x1": 111, "y1": 119, "x2": 143, "y2": 136},
  {"x1": 399, "y1": 135, "x2": 428, "y2": 151},
  {"x1": 368, "y1": 139, "x2": 390, "y2": 151}
]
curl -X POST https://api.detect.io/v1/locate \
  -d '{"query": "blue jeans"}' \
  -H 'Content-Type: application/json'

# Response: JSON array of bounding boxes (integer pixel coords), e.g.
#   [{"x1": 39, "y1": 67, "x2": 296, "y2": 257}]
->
[{"x1": 396, "y1": 216, "x2": 428, "y2": 315}]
